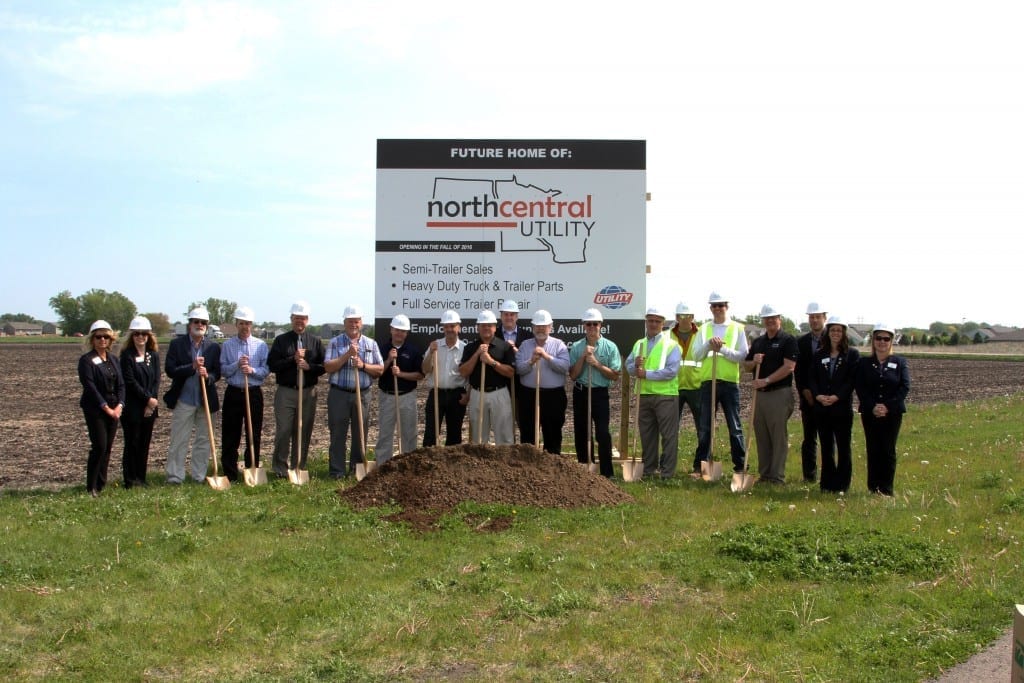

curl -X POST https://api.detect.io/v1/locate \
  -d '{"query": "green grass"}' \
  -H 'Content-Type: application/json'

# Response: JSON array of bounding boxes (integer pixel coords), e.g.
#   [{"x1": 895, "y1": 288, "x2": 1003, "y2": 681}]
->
[{"x1": 2, "y1": 395, "x2": 1023, "y2": 681}]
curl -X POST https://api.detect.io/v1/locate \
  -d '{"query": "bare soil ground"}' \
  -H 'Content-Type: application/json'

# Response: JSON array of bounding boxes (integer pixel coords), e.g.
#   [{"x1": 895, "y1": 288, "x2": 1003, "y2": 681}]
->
[{"x1": 2, "y1": 343, "x2": 1022, "y2": 493}]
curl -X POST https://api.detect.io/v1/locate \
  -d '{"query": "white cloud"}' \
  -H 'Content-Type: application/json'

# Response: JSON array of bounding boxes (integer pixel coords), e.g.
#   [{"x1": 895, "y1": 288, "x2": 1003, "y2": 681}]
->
[{"x1": 35, "y1": 2, "x2": 278, "y2": 96}]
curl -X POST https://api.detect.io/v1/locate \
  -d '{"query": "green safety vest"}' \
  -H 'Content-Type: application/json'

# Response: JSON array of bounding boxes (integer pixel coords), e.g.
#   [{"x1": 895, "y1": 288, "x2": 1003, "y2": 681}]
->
[
  {"x1": 699, "y1": 321, "x2": 743, "y2": 384},
  {"x1": 631, "y1": 334, "x2": 679, "y2": 395}
]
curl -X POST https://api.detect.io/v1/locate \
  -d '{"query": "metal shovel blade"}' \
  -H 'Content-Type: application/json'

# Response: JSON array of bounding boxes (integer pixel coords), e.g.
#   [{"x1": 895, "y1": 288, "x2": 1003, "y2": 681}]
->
[
  {"x1": 621, "y1": 461, "x2": 643, "y2": 482},
  {"x1": 701, "y1": 460, "x2": 723, "y2": 482},
  {"x1": 288, "y1": 468, "x2": 309, "y2": 486},
  {"x1": 730, "y1": 471, "x2": 756, "y2": 492},
  {"x1": 206, "y1": 475, "x2": 231, "y2": 491},
  {"x1": 588, "y1": 463, "x2": 600, "y2": 475},
  {"x1": 354, "y1": 460, "x2": 376, "y2": 482},
  {"x1": 244, "y1": 467, "x2": 268, "y2": 487}
]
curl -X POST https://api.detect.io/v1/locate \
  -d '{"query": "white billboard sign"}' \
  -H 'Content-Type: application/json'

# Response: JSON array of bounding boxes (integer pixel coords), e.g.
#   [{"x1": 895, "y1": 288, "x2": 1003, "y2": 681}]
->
[{"x1": 375, "y1": 139, "x2": 646, "y2": 350}]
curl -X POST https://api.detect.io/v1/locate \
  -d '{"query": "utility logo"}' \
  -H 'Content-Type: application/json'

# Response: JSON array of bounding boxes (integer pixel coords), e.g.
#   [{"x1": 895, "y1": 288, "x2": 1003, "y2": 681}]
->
[
  {"x1": 594, "y1": 285, "x2": 633, "y2": 309},
  {"x1": 426, "y1": 175, "x2": 595, "y2": 264}
]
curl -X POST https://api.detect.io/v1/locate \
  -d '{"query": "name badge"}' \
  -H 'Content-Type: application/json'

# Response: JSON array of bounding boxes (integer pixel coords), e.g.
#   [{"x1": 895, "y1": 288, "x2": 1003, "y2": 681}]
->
[
  {"x1": 820, "y1": 358, "x2": 829, "y2": 365},
  {"x1": 136, "y1": 356, "x2": 146, "y2": 363},
  {"x1": 887, "y1": 362, "x2": 897, "y2": 369},
  {"x1": 91, "y1": 356, "x2": 103, "y2": 365}
]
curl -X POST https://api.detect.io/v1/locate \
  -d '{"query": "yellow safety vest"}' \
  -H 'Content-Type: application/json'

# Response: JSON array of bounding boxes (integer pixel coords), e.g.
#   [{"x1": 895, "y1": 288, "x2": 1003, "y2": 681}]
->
[
  {"x1": 674, "y1": 330, "x2": 702, "y2": 390},
  {"x1": 699, "y1": 321, "x2": 743, "y2": 384},
  {"x1": 632, "y1": 334, "x2": 679, "y2": 395}
]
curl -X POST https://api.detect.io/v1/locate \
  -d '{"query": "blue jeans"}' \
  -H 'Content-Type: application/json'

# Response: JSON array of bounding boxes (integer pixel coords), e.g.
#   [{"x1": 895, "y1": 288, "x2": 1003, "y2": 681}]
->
[{"x1": 697, "y1": 380, "x2": 746, "y2": 472}]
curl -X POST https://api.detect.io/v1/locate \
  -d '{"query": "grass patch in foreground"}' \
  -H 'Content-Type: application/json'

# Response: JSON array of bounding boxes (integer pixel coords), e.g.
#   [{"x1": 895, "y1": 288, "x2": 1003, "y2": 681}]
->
[{"x1": 1, "y1": 394, "x2": 1022, "y2": 681}]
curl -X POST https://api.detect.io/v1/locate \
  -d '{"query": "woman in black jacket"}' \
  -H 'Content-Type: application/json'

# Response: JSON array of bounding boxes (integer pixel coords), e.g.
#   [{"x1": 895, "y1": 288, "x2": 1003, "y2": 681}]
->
[
  {"x1": 78, "y1": 320, "x2": 125, "y2": 497},
  {"x1": 854, "y1": 323, "x2": 911, "y2": 496},
  {"x1": 120, "y1": 316, "x2": 160, "y2": 488},
  {"x1": 808, "y1": 316, "x2": 859, "y2": 493}
]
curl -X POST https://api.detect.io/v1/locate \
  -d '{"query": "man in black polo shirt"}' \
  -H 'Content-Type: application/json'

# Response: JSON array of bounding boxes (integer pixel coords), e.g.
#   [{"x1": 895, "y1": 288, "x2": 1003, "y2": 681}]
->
[
  {"x1": 745, "y1": 304, "x2": 798, "y2": 484},
  {"x1": 460, "y1": 310, "x2": 516, "y2": 445},
  {"x1": 375, "y1": 314, "x2": 423, "y2": 464},
  {"x1": 267, "y1": 301, "x2": 325, "y2": 478}
]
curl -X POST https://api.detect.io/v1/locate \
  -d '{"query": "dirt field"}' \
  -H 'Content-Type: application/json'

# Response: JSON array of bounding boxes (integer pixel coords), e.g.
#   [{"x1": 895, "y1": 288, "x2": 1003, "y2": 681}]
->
[{"x1": 1, "y1": 342, "x2": 1022, "y2": 492}]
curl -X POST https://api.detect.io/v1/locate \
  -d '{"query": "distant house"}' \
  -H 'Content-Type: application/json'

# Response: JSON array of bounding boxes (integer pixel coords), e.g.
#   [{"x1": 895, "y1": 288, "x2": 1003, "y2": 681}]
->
[
  {"x1": 320, "y1": 323, "x2": 344, "y2": 339},
  {"x1": 219, "y1": 323, "x2": 238, "y2": 338},
  {"x1": 987, "y1": 327, "x2": 1024, "y2": 342},
  {"x1": 41, "y1": 322, "x2": 61, "y2": 335},
  {"x1": 2, "y1": 322, "x2": 42, "y2": 336}
]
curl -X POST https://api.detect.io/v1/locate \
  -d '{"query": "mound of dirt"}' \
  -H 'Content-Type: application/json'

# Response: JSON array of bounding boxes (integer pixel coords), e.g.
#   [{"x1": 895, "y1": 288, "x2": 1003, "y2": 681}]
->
[{"x1": 339, "y1": 444, "x2": 634, "y2": 531}]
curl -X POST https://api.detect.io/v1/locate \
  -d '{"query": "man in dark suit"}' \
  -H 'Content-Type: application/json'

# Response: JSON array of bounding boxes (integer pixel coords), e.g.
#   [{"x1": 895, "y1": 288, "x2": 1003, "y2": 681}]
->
[
  {"x1": 164, "y1": 305, "x2": 221, "y2": 484},
  {"x1": 795, "y1": 302, "x2": 828, "y2": 483}
]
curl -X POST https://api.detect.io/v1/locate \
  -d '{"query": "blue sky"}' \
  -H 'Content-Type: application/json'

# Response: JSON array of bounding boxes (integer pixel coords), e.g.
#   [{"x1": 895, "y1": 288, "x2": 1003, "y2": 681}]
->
[{"x1": 2, "y1": 1, "x2": 1022, "y2": 328}]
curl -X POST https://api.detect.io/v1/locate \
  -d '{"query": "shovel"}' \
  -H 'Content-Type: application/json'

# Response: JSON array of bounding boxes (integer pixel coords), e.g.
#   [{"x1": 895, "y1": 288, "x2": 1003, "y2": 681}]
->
[
  {"x1": 200, "y1": 369, "x2": 230, "y2": 491},
  {"x1": 701, "y1": 352, "x2": 723, "y2": 482},
  {"x1": 621, "y1": 359, "x2": 643, "y2": 482},
  {"x1": 241, "y1": 375, "x2": 267, "y2": 486},
  {"x1": 393, "y1": 370, "x2": 403, "y2": 455},
  {"x1": 288, "y1": 351, "x2": 310, "y2": 485},
  {"x1": 354, "y1": 364, "x2": 375, "y2": 480},
  {"x1": 731, "y1": 362, "x2": 760, "y2": 493},
  {"x1": 476, "y1": 356, "x2": 486, "y2": 444},
  {"x1": 533, "y1": 362, "x2": 541, "y2": 450},
  {"x1": 432, "y1": 349, "x2": 441, "y2": 446},
  {"x1": 586, "y1": 365, "x2": 598, "y2": 473}
]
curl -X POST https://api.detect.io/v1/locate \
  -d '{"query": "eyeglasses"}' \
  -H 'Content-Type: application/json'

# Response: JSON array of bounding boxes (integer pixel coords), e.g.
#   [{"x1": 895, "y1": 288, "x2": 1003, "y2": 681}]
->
[
  {"x1": 132, "y1": 331, "x2": 149, "y2": 336},
  {"x1": 710, "y1": 303, "x2": 727, "y2": 308},
  {"x1": 93, "y1": 334, "x2": 111, "y2": 341},
  {"x1": 584, "y1": 322, "x2": 601, "y2": 327},
  {"x1": 192, "y1": 320, "x2": 209, "y2": 326},
  {"x1": 873, "y1": 336, "x2": 892, "y2": 342}
]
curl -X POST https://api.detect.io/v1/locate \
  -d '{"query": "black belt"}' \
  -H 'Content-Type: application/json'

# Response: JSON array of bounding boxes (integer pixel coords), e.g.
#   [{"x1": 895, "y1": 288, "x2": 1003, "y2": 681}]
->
[
  {"x1": 574, "y1": 382, "x2": 608, "y2": 392},
  {"x1": 277, "y1": 384, "x2": 312, "y2": 390},
  {"x1": 525, "y1": 386, "x2": 565, "y2": 393},
  {"x1": 330, "y1": 384, "x2": 360, "y2": 393},
  {"x1": 760, "y1": 383, "x2": 791, "y2": 392},
  {"x1": 472, "y1": 385, "x2": 501, "y2": 392},
  {"x1": 226, "y1": 384, "x2": 262, "y2": 392},
  {"x1": 435, "y1": 387, "x2": 464, "y2": 393},
  {"x1": 383, "y1": 388, "x2": 415, "y2": 396}
]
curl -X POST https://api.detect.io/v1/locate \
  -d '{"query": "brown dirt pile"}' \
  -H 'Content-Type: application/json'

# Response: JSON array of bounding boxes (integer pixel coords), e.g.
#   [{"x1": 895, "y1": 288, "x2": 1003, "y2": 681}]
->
[{"x1": 338, "y1": 443, "x2": 634, "y2": 530}]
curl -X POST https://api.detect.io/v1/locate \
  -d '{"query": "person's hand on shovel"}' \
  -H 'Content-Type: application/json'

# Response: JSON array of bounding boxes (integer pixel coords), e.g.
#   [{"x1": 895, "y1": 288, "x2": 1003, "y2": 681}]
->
[
  {"x1": 634, "y1": 355, "x2": 646, "y2": 379},
  {"x1": 750, "y1": 353, "x2": 771, "y2": 390},
  {"x1": 388, "y1": 348, "x2": 401, "y2": 376},
  {"x1": 295, "y1": 346, "x2": 309, "y2": 371},
  {"x1": 530, "y1": 345, "x2": 550, "y2": 365}
]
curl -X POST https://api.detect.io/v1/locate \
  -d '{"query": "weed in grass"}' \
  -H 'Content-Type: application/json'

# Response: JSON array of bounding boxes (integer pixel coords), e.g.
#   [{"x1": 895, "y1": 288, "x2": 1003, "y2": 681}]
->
[
  {"x1": 713, "y1": 520, "x2": 955, "y2": 581},
  {"x1": 1000, "y1": 489, "x2": 1024, "y2": 513}
]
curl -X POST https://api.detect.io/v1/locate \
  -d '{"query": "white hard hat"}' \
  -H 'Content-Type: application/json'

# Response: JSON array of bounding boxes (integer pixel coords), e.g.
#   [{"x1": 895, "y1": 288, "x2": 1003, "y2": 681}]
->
[
  {"x1": 390, "y1": 314, "x2": 411, "y2": 331},
  {"x1": 825, "y1": 314, "x2": 846, "y2": 329},
  {"x1": 872, "y1": 322, "x2": 896, "y2": 336},
  {"x1": 128, "y1": 316, "x2": 151, "y2": 331},
  {"x1": 498, "y1": 300, "x2": 520, "y2": 313},
  {"x1": 759, "y1": 304, "x2": 781, "y2": 318},
  {"x1": 675, "y1": 302, "x2": 692, "y2": 316},
  {"x1": 477, "y1": 310, "x2": 497, "y2": 324},
  {"x1": 290, "y1": 301, "x2": 311, "y2": 317},
  {"x1": 708, "y1": 291, "x2": 728, "y2": 304},
  {"x1": 531, "y1": 309, "x2": 553, "y2": 326},
  {"x1": 645, "y1": 306, "x2": 666, "y2": 320},
  {"x1": 440, "y1": 310, "x2": 461, "y2": 324},
  {"x1": 233, "y1": 306, "x2": 255, "y2": 323},
  {"x1": 806, "y1": 301, "x2": 827, "y2": 315},
  {"x1": 188, "y1": 306, "x2": 210, "y2": 321},
  {"x1": 582, "y1": 308, "x2": 603, "y2": 323},
  {"x1": 342, "y1": 305, "x2": 362, "y2": 320},
  {"x1": 89, "y1": 320, "x2": 112, "y2": 334}
]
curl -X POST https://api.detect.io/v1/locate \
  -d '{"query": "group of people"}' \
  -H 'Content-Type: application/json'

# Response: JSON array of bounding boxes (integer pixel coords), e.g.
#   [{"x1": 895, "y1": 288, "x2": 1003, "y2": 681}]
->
[{"x1": 77, "y1": 294, "x2": 910, "y2": 497}]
